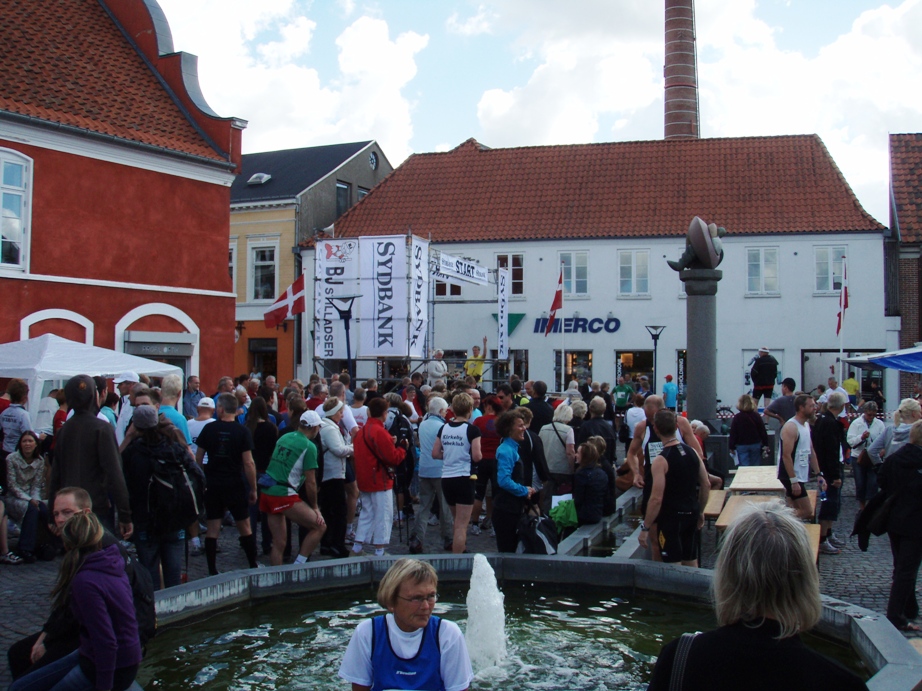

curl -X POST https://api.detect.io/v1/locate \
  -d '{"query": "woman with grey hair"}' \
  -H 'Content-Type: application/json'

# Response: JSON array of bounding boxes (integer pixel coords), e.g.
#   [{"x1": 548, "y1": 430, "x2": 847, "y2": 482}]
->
[
  {"x1": 847, "y1": 401, "x2": 886, "y2": 508},
  {"x1": 648, "y1": 501, "x2": 868, "y2": 690},
  {"x1": 538, "y1": 402, "x2": 576, "y2": 508},
  {"x1": 867, "y1": 398, "x2": 922, "y2": 465}
]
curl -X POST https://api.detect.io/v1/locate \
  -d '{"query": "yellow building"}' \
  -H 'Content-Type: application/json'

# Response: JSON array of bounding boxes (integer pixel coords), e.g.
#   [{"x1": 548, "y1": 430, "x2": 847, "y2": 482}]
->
[{"x1": 229, "y1": 141, "x2": 392, "y2": 386}]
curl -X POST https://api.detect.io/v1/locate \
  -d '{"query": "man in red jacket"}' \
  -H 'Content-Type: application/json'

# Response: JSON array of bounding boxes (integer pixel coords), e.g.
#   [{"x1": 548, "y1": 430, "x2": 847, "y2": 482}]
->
[{"x1": 351, "y1": 397, "x2": 407, "y2": 556}]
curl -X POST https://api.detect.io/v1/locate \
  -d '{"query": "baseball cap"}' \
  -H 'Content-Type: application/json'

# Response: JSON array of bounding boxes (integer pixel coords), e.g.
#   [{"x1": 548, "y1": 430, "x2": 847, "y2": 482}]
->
[
  {"x1": 665, "y1": 374, "x2": 673, "y2": 381},
  {"x1": 113, "y1": 371, "x2": 140, "y2": 384},
  {"x1": 299, "y1": 410, "x2": 322, "y2": 427},
  {"x1": 197, "y1": 397, "x2": 215, "y2": 410}
]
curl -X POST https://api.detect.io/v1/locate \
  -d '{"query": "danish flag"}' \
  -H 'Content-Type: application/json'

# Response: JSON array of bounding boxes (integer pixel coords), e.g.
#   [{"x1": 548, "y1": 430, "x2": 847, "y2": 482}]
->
[
  {"x1": 264, "y1": 274, "x2": 306, "y2": 328},
  {"x1": 545, "y1": 268, "x2": 563, "y2": 336},
  {"x1": 836, "y1": 259, "x2": 848, "y2": 337}
]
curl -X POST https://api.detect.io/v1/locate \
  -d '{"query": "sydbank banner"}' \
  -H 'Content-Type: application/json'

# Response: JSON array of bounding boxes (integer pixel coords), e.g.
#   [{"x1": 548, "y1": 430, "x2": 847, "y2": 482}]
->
[{"x1": 314, "y1": 234, "x2": 429, "y2": 359}]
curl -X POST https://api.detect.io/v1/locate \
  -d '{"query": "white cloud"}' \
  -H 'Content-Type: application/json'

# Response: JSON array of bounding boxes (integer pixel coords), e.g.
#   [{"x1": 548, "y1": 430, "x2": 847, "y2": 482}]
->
[
  {"x1": 336, "y1": 0, "x2": 356, "y2": 17},
  {"x1": 446, "y1": 5, "x2": 496, "y2": 36},
  {"x1": 155, "y1": 2, "x2": 427, "y2": 163}
]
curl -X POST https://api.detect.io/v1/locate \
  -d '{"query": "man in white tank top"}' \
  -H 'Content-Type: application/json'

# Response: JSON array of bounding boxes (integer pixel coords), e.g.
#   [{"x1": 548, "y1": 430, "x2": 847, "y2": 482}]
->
[{"x1": 778, "y1": 394, "x2": 827, "y2": 520}]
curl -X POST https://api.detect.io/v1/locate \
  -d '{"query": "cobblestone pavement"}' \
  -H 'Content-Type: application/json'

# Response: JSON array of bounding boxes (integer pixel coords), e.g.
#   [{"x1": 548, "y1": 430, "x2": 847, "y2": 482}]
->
[{"x1": 1, "y1": 462, "x2": 917, "y2": 687}]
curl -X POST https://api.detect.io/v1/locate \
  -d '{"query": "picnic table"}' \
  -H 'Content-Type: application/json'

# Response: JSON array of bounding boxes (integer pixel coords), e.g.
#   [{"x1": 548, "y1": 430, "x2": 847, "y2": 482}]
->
[{"x1": 727, "y1": 465, "x2": 784, "y2": 495}]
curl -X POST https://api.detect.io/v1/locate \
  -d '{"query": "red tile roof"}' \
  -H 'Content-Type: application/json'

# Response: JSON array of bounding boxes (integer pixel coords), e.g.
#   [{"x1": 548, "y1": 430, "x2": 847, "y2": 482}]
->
[
  {"x1": 890, "y1": 133, "x2": 922, "y2": 244},
  {"x1": 0, "y1": 0, "x2": 225, "y2": 162},
  {"x1": 332, "y1": 135, "x2": 884, "y2": 242}
]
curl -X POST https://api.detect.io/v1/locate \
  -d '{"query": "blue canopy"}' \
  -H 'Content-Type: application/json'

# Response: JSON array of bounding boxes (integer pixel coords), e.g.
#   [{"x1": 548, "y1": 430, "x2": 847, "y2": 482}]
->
[{"x1": 843, "y1": 346, "x2": 922, "y2": 373}]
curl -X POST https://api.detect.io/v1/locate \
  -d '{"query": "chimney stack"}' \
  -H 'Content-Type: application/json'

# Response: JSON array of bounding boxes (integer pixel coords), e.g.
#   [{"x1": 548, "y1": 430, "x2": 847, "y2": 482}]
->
[{"x1": 664, "y1": 0, "x2": 700, "y2": 140}]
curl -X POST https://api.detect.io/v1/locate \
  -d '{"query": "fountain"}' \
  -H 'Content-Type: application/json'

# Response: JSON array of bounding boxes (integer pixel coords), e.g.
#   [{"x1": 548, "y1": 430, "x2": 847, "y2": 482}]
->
[{"x1": 465, "y1": 554, "x2": 507, "y2": 671}]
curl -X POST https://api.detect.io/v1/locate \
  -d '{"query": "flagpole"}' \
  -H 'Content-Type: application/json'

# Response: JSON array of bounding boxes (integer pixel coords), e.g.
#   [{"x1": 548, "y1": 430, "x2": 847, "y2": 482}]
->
[
  {"x1": 560, "y1": 261, "x2": 566, "y2": 393},
  {"x1": 839, "y1": 257, "x2": 846, "y2": 381}
]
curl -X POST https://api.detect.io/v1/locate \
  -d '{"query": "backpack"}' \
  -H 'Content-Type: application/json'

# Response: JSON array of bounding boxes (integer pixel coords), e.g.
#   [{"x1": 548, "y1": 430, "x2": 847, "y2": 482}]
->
[
  {"x1": 117, "y1": 543, "x2": 157, "y2": 650},
  {"x1": 146, "y1": 442, "x2": 204, "y2": 537},
  {"x1": 517, "y1": 508, "x2": 558, "y2": 555}
]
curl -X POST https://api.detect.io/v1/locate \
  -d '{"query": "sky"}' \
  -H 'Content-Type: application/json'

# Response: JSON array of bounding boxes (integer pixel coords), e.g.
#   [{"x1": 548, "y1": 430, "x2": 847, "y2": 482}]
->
[{"x1": 155, "y1": 0, "x2": 922, "y2": 225}]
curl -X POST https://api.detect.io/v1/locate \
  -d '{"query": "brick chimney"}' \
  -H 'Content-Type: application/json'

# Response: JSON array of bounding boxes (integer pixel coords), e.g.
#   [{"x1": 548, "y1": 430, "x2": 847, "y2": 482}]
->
[{"x1": 664, "y1": 0, "x2": 700, "y2": 140}]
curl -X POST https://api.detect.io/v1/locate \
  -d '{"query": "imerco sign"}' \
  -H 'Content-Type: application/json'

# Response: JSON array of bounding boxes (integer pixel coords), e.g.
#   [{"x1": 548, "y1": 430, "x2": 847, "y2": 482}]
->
[{"x1": 533, "y1": 316, "x2": 621, "y2": 334}]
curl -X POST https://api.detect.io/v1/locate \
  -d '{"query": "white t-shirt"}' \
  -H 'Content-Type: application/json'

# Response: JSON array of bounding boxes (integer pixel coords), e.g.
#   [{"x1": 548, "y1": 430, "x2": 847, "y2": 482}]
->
[
  {"x1": 339, "y1": 614, "x2": 473, "y2": 691},
  {"x1": 187, "y1": 418, "x2": 214, "y2": 463},
  {"x1": 351, "y1": 405, "x2": 369, "y2": 427},
  {"x1": 438, "y1": 421, "x2": 481, "y2": 478}
]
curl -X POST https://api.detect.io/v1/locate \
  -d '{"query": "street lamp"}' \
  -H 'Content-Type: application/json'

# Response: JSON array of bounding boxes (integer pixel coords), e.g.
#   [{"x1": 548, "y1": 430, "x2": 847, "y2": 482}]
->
[
  {"x1": 325, "y1": 294, "x2": 361, "y2": 383},
  {"x1": 645, "y1": 325, "x2": 666, "y2": 394}
]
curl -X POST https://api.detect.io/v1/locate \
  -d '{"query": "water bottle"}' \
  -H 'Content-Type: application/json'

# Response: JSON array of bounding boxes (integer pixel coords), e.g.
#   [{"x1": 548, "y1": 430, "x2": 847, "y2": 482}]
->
[{"x1": 819, "y1": 487, "x2": 827, "y2": 502}]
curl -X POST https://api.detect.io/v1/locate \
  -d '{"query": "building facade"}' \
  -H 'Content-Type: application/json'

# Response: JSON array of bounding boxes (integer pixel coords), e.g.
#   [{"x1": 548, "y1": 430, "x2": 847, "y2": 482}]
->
[
  {"x1": 230, "y1": 142, "x2": 392, "y2": 383},
  {"x1": 307, "y1": 136, "x2": 901, "y2": 409},
  {"x1": 0, "y1": 0, "x2": 244, "y2": 391}
]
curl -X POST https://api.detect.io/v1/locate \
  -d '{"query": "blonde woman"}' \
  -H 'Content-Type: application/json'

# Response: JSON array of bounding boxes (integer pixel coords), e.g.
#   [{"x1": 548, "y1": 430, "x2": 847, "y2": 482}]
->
[
  {"x1": 648, "y1": 502, "x2": 868, "y2": 690},
  {"x1": 867, "y1": 398, "x2": 922, "y2": 464}
]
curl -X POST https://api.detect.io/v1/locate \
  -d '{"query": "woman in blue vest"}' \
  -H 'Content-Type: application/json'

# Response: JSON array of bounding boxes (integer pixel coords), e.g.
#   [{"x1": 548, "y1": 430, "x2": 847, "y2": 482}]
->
[{"x1": 339, "y1": 558, "x2": 473, "y2": 691}]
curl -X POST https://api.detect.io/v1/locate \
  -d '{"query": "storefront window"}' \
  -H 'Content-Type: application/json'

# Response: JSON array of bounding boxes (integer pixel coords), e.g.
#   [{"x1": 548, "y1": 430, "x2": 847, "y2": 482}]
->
[
  {"x1": 490, "y1": 349, "x2": 528, "y2": 385},
  {"x1": 555, "y1": 350, "x2": 592, "y2": 390},
  {"x1": 614, "y1": 350, "x2": 653, "y2": 388}
]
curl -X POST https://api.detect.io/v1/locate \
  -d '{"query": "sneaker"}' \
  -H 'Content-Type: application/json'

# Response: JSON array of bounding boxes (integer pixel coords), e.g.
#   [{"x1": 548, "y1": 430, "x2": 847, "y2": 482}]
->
[
  {"x1": 488, "y1": 526, "x2": 496, "y2": 538},
  {"x1": 827, "y1": 533, "x2": 846, "y2": 549},
  {"x1": 469, "y1": 523, "x2": 481, "y2": 536},
  {"x1": 427, "y1": 515, "x2": 439, "y2": 526},
  {"x1": 408, "y1": 538, "x2": 423, "y2": 555},
  {"x1": 0, "y1": 551, "x2": 23, "y2": 565},
  {"x1": 819, "y1": 541, "x2": 840, "y2": 555}
]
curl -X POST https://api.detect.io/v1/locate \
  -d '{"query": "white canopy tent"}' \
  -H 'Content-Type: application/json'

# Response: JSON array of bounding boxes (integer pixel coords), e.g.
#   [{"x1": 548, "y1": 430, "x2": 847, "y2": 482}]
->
[{"x1": 0, "y1": 334, "x2": 183, "y2": 423}]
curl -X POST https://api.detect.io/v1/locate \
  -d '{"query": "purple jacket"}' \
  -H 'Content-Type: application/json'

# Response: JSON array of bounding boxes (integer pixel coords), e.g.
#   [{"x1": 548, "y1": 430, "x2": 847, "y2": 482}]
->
[{"x1": 71, "y1": 543, "x2": 142, "y2": 690}]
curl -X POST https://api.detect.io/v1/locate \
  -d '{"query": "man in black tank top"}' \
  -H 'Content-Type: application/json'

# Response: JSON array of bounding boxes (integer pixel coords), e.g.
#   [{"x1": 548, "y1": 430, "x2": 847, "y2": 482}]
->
[{"x1": 639, "y1": 410, "x2": 710, "y2": 566}]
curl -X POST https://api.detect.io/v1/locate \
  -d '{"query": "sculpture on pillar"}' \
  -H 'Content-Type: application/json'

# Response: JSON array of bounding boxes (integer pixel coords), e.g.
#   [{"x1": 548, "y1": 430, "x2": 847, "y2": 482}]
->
[{"x1": 667, "y1": 216, "x2": 727, "y2": 271}]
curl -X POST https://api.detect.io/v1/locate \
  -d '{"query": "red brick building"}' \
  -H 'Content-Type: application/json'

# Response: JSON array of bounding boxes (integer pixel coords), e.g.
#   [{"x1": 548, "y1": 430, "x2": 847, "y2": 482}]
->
[
  {"x1": 888, "y1": 133, "x2": 922, "y2": 396},
  {"x1": 0, "y1": 0, "x2": 244, "y2": 389}
]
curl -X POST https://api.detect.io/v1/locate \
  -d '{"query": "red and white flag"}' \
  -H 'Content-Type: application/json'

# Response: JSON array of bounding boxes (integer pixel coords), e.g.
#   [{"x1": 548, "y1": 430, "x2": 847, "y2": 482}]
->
[
  {"x1": 264, "y1": 274, "x2": 306, "y2": 328},
  {"x1": 836, "y1": 259, "x2": 849, "y2": 336},
  {"x1": 545, "y1": 268, "x2": 563, "y2": 336}
]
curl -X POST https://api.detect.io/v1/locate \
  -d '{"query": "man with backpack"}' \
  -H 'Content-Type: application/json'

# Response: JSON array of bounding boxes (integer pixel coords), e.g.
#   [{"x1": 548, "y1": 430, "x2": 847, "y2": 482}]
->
[{"x1": 121, "y1": 405, "x2": 204, "y2": 589}]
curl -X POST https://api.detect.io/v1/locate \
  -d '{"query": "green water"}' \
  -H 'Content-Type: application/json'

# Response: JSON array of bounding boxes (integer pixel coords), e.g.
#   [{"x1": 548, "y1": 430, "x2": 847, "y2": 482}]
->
[{"x1": 139, "y1": 584, "x2": 867, "y2": 690}]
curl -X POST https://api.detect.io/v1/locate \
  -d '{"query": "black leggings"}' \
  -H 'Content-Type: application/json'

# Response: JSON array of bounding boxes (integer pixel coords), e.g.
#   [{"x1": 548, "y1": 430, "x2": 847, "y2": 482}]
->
[
  {"x1": 319, "y1": 478, "x2": 347, "y2": 554},
  {"x1": 492, "y1": 507, "x2": 522, "y2": 553}
]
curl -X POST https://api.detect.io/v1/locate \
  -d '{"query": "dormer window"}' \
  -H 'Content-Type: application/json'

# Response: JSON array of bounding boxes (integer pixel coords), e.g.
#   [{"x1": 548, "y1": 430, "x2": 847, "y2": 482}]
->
[{"x1": 247, "y1": 172, "x2": 272, "y2": 185}]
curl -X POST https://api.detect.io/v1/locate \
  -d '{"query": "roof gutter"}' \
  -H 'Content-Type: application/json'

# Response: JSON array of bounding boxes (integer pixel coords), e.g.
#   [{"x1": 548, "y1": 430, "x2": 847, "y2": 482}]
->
[{"x1": 0, "y1": 110, "x2": 237, "y2": 171}]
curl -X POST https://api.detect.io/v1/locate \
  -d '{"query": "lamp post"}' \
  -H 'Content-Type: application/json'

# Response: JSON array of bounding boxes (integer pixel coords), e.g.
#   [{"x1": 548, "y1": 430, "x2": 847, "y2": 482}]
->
[
  {"x1": 325, "y1": 294, "x2": 361, "y2": 383},
  {"x1": 645, "y1": 325, "x2": 665, "y2": 394}
]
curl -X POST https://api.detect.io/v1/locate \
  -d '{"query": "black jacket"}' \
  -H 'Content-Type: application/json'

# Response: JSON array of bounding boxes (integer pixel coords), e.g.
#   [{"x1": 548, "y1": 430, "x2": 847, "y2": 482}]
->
[
  {"x1": 750, "y1": 354, "x2": 779, "y2": 387},
  {"x1": 878, "y1": 443, "x2": 922, "y2": 538},
  {"x1": 525, "y1": 398, "x2": 553, "y2": 434},
  {"x1": 811, "y1": 411, "x2": 846, "y2": 482}
]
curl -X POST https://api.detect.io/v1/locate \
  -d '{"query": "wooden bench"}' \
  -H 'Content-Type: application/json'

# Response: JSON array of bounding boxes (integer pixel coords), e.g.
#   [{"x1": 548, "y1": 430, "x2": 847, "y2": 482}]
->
[
  {"x1": 805, "y1": 523, "x2": 821, "y2": 563},
  {"x1": 703, "y1": 489, "x2": 728, "y2": 528},
  {"x1": 715, "y1": 495, "x2": 777, "y2": 533}
]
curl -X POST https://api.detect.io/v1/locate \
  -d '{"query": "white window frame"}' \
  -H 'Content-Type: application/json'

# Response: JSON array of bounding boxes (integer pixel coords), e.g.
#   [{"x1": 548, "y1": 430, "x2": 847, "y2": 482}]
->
[
  {"x1": 336, "y1": 181, "x2": 351, "y2": 218},
  {"x1": 496, "y1": 252, "x2": 524, "y2": 297},
  {"x1": 434, "y1": 280, "x2": 462, "y2": 300},
  {"x1": 618, "y1": 249, "x2": 650, "y2": 298},
  {"x1": 247, "y1": 237, "x2": 279, "y2": 303},
  {"x1": 0, "y1": 147, "x2": 33, "y2": 273},
  {"x1": 746, "y1": 246, "x2": 780, "y2": 296},
  {"x1": 814, "y1": 245, "x2": 847, "y2": 294},
  {"x1": 228, "y1": 238, "x2": 237, "y2": 296},
  {"x1": 559, "y1": 250, "x2": 588, "y2": 297}
]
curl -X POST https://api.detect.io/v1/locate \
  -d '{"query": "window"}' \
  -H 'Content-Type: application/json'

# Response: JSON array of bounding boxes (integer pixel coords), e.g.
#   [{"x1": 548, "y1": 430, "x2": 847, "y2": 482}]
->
[
  {"x1": 619, "y1": 250, "x2": 649, "y2": 296},
  {"x1": 559, "y1": 251, "x2": 587, "y2": 296},
  {"x1": 1, "y1": 149, "x2": 31, "y2": 270},
  {"x1": 357, "y1": 187, "x2": 370, "y2": 201},
  {"x1": 747, "y1": 247, "x2": 779, "y2": 295},
  {"x1": 249, "y1": 243, "x2": 277, "y2": 301},
  {"x1": 815, "y1": 246, "x2": 847, "y2": 293},
  {"x1": 435, "y1": 281, "x2": 461, "y2": 298},
  {"x1": 336, "y1": 181, "x2": 351, "y2": 218},
  {"x1": 228, "y1": 240, "x2": 237, "y2": 289},
  {"x1": 496, "y1": 253, "x2": 524, "y2": 295}
]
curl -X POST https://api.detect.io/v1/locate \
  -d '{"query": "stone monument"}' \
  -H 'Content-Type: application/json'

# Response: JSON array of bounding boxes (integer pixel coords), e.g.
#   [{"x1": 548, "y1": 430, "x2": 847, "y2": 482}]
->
[{"x1": 668, "y1": 216, "x2": 726, "y2": 422}]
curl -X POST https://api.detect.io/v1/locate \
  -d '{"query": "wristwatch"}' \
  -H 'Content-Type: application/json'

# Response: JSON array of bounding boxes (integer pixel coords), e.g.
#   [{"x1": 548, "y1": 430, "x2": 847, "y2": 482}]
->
[{"x1": 640, "y1": 523, "x2": 650, "y2": 532}]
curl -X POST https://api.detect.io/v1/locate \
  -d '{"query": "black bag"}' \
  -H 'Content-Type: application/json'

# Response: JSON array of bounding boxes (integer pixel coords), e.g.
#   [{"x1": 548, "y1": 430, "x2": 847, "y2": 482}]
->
[
  {"x1": 147, "y1": 443, "x2": 204, "y2": 537},
  {"x1": 867, "y1": 491, "x2": 898, "y2": 537},
  {"x1": 312, "y1": 431, "x2": 325, "y2": 484},
  {"x1": 118, "y1": 544, "x2": 157, "y2": 649},
  {"x1": 517, "y1": 507, "x2": 558, "y2": 555}
]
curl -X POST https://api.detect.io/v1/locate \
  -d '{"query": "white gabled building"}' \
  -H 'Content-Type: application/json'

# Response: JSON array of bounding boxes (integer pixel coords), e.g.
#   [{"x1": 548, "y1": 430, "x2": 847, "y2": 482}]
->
[{"x1": 305, "y1": 136, "x2": 899, "y2": 410}]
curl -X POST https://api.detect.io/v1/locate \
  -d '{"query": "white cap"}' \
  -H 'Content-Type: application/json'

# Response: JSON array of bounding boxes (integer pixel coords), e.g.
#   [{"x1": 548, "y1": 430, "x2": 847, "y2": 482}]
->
[
  {"x1": 197, "y1": 397, "x2": 216, "y2": 410},
  {"x1": 299, "y1": 410, "x2": 322, "y2": 427},
  {"x1": 113, "y1": 371, "x2": 140, "y2": 384}
]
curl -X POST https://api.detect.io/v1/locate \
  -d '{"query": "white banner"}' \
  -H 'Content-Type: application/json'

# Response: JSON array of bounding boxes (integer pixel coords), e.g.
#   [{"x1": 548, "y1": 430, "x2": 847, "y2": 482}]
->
[
  {"x1": 438, "y1": 251, "x2": 488, "y2": 285},
  {"x1": 497, "y1": 268, "x2": 509, "y2": 360},
  {"x1": 409, "y1": 237, "x2": 429, "y2": 358},
  {"x1": 314, "y1": 239, "x2": 360, "y2": 359},
  {"x1": 359, "y1": 235, "x2": 409, "y2": 356}
]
